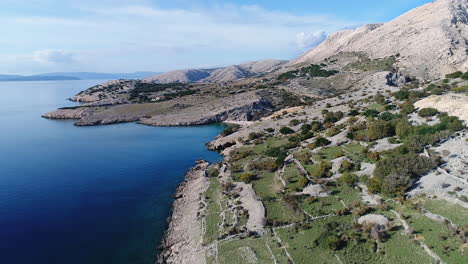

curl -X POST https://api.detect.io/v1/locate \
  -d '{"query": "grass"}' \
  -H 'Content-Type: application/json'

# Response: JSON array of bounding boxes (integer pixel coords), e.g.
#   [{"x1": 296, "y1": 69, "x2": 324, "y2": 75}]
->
[
  {"x1": 276, "y1": 215, "x2": 433, "y2": 264},
  {"x1": 204, "y1": 178, "x2": 222, "y2": 244},
  {"x1": 264, "y1": 199, "x2": 305, "y2": 223},
  {"x1": 283, "y1": 164, "x2": 302, "y2": 193},
  {"x1": 423, "y1": 199, "x2": 468, "y2": 227},
  {"x1": 252, "y1": 171, "x2": 282, "y2": 199},
  {"x1": 398, "y1": 206, "x2": 468, "y2": 263},
  {"x1": 216, "y1": 237, "x2": 287, "y2": 264},
  {"x1": 253, "y1": 136, "x2": 289, "y2": 154},
  {"x1": 368, "y1": 103, "x2": 386, "y2": 112},
  {"x1": 313, "y1": 144, "x2": 367, "y2": 163}
]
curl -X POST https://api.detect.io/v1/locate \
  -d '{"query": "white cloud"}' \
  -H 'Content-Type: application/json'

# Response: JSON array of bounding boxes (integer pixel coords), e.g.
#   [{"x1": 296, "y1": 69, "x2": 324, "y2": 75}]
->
[
  {"x1": 33, "y1": 50, "x2": 75, "y2": 64},
  {"x1": 0, "y1": 3, "x2": 365, "y2": 74},
  {"x1": 295, "y1": 31, "x2": 327, "y2": 50}
]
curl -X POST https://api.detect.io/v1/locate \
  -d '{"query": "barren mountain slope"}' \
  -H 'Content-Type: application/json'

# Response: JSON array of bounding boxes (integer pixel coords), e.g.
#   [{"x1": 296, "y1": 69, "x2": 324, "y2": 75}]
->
[
  {"x1": 144, "y1": 59, "x2": 287, "y2": 83},
  {"x1": 291, "y1": 0, "x2": 468, "y2": 79}
]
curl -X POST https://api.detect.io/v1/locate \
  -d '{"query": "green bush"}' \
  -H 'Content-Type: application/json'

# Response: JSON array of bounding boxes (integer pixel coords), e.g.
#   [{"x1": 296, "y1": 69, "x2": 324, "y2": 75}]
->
[
  {"x1": 393, "y1": 90, "x2": 409, "y2": 100},
  {"x1": 445, "y1": 71, "x2": 463, "y2": 79},
  {"x1": 314, "y1": 137, "x2": 331, "y2": 147},
  {"x1": 348, "y1": 109, "x2": 360, "y2": 116},
  {"x1": 220, "y1": 125, "x2": 240, "y2": 137},
  {"x1": 374, "y1": 93, "x2": 386, "y2": 104},
  {"x1": 298, "y1": 176, "x2": 309, "y2": 189},
  {"x1": 367, "y1": 177, "x2": 382, "y2": 194},
  {"x1": 362, "y1": 109, "x2": 380, "y2": 118},
  {"x1": 367, "y1": 120, "x2": 395, "y2": 141},
  {"x1": 239, "y1": 172, "x2": 256, "y2": 183},
  {"x1": 289, "y1": 119, "x2": 301, "y2": 126},
  {"x1": 323, "y1": 111, "x2": 344, "y2": 123},
  {"x1": 373, "y1": 154, "x2": 437, "y2": 196},
  {"x1": 418, "y1": 108, "x2": 439, "y2": 117},
  {"x1": 399, "y1": 101, "x2": 415, "y2": 115},
  {"x1": 461, "y1": 72, "x2": 468, "y2": 80},
  {"x1": 250, "y1": 159, "x2": 279, "y2": 172},
  {"x1": 207, "y1": 167, "x2": 219, "y2": 178},
  {"x1": 379, "y1": 112, "x2": 401, "y2": 121},
  {"x1": 396, "y1": 120, "x2": 414, "y2": 139},
  {"x1": 338, "y1": 172, "x2": 359, "y2": 186},
  {"x1": 312, "y1": 161, "x2": 332, "y2": 178},
  {"x1": 279, "y1": 126, "x2": 295, "y2": 135}
]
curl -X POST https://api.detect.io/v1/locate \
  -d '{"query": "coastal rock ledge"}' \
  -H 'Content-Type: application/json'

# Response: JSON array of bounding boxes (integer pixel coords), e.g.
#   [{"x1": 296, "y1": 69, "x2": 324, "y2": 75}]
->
[{"x1": 158, "y1": 160, "x2": 209, "y2": 264}]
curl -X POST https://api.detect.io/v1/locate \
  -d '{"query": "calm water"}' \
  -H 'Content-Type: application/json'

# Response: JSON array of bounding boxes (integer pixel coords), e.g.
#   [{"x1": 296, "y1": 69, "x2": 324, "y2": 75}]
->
[{"x1": 0, "y1": 80, "x2": 224, "y2": 264}]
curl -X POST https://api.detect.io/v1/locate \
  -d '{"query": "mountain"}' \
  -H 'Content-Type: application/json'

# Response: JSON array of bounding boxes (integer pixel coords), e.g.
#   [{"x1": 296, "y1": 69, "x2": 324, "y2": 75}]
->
[
  {"x1": 290, "y1": 0, "x2": 468, "y2": 79},
  {"x1": 0, "y1": 74, "x2": 23, "y2": 80},
  {"x1": 0, "y1": 71, "x2": 160, "y2": 82},
  {"x1": 37, "y1": 71, "x2": 160, "y2": 80},
  {"x1": 144, "y1": 60, "x2": 287, "y2": 83}
]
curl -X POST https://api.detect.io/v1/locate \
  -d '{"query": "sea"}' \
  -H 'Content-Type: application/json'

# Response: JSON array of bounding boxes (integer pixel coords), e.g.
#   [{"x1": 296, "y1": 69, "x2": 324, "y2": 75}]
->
[{"x1": 0, "y1": 80, "x2": 224, "y2": 264}]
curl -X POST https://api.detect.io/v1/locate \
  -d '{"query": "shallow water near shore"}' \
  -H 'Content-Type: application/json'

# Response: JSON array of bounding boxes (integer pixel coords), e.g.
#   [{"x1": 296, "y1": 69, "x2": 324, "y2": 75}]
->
[{"x1": 0, "y1": 80, "x2": 224, "y2": 264}]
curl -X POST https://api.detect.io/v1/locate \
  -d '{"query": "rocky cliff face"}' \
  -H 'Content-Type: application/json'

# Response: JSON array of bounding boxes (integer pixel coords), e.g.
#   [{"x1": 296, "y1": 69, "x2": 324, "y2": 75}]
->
[{"x1": 291, "y1": 0, "x2": 468, "y2": 79}]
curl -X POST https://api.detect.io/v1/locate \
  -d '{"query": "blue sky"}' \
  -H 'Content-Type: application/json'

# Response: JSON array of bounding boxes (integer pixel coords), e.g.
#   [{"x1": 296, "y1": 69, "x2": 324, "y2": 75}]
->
[{"x1": 1, "y1": 0, "x2": 433, "y2": 75}]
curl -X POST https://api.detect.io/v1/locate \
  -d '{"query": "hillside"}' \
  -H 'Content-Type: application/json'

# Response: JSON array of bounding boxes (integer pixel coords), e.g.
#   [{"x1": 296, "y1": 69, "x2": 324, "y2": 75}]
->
[
  {"x1": 144, "y1": 60, "x2": 287, "y2": 83},
  {"x1": 42, "y1": 0, "x2": 468, "y2": 263},
  {"x1": 291, "y1": 0, "x2": 468, "y2": 79}
]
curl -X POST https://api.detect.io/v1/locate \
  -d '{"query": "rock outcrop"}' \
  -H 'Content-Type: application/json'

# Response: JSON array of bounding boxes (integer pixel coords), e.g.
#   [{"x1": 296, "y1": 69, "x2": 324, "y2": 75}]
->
[
  {"x1": 158, "y1": 160, "x2": 209, "y2": 264},
  {"x1": 291, "y1": 0, "x2": 468, "y2": 79}
]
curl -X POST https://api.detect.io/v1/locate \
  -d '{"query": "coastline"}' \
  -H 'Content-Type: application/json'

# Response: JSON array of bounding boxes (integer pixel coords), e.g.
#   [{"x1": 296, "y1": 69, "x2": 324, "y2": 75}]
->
[{"x1": 157, "y1": 160, "x2": 211, "y2": 264}]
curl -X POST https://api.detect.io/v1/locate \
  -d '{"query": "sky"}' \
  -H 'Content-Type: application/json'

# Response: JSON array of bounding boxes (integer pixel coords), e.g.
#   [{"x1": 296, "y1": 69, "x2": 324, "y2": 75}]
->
[{"x1": 1, "y1": 0, "x2": 433, "y2": 75}]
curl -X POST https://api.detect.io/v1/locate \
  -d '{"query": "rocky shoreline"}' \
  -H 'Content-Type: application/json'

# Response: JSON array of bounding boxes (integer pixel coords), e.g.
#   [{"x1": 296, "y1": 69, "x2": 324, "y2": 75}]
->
[{"x1": 157, "y1": 160, "x2": 210, "y2": 264}]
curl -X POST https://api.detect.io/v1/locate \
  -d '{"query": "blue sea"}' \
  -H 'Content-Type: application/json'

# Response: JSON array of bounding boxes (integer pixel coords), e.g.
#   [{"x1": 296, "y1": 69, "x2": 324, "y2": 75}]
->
[{"x1": 0, "y1": 80, "x2": 224, "y2": 264}]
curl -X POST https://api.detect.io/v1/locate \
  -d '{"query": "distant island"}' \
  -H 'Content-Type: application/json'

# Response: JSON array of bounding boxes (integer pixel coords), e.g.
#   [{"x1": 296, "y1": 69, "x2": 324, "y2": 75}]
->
[{"x1": 0, "y1": 71, "x2": 160, "y2": 82}]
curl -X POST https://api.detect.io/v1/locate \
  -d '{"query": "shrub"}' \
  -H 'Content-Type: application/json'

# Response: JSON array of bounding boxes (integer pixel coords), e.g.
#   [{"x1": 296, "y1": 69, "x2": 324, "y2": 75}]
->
[
  {"x1": 338, "y1": 172, "x2": 359, "y2": 186},
  {"x1": 264, "y1": 128, "x2": 275, "y2": 133},
  {"x1": 239, "y1": 172, "x2": 256, "y2": 183},
  {"x1": 220, "y1": 125, "x2": 240, "y2": 136},
  {"x1": 373, "y1": 154, "x2": 437, "y2": 196},
  {"x1": 323, "y1": 111, "x2": 344, "y2": 123},
  {"x1": 393, "y1": 90, "x2": 410, "y2": 100},
  {"x1": 348, "y1": 109, "x2": 360, "y2": 116},
  {"x1": 445, "y1": 71, "x2": 463, "y2": 79},
  {"x1": 367, "y1": 120, "x2": 395, "y2": 141},
  {"x1": 396, "y1": 120, "x2": 414, "y2": 139},
  {"x1": 325, "y1": 235, "x2": 342, "y2": 251},
  {"x1": 374, "y1": 93, "x2": 386, "y2": 104},
  {"x1": 229, "y1": 148, "x2": 253, "y2": 162},
  {"x1": 461, "y1": 72, "x2": 468, "y2": 80},
  {"x1": 294, "y1": 150, "x2": 312, "y2": 165},
  {"x1": 313, "y1": 162, "x2": 332, "y2": 178},
  {"x1": 298, "y1": 176, "x2": 309, "y2": 189},
  {"x1": 315, "y1": 137, "x2": 331, "y2": 147},
  {"x1": 250, "y1": 159, "x2": 279, "y2": 172},
  {"x1": 279, "y1": 126, "x2": 295, "y2": 135},
  {"x1": 207, "y1": 167, "x2": 219, "y2": 178},
  {"x1": 367, "y1": 177, "x2": 382, "y2": 194},
  {"x1": 289, "y1": 119, "x2": 301, "y2": 126},
  {"x1": 362, "y1": 109, "x2": 380, "y2": 118},
  {"x1": 418, "y1": 108, "x2": 438, "y2": 117},
  {"x1": 399, "y1": 101, "x2": 415, "y2": 115},
  {"x1": 379, "y1": 112, "x2": 401, "y2": 121}
]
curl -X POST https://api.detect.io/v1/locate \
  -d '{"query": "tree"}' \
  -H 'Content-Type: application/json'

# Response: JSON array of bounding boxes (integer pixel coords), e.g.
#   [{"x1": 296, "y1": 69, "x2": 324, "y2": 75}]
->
[
  {"x1": 396, "y1": 120, "x2": 414, "y2": 139},
  {"x1": 367, "y1": 120, "x2": 395, "y2": 141},
  {"x1": 280, "y1": 126, "x2": 295, "y2": 135}
]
